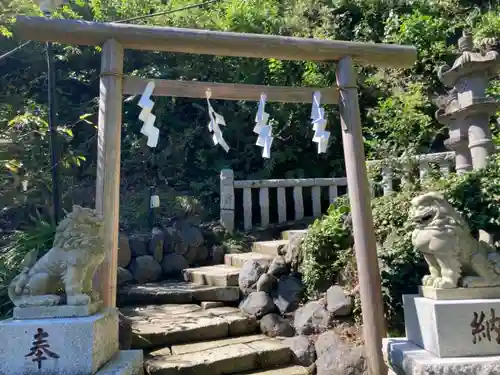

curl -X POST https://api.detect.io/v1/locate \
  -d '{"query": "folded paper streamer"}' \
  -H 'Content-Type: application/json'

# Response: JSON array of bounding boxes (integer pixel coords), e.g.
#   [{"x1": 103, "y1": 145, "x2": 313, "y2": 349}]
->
[
  {"x1": 310, "y1": 91, "x2": 330, "y2": 154},
  {"x1": 253, "y1": 93, "x2": 273, "y2": 158},
  {"x1": 206, "y1": 89, "x2": 230, "y2": 152},
  {"x1": 150, "y1": 194, "x2": 160, "y2": 208},
  {"x1": 138, "y1": 81, "x2": 160, "y2": 148}
]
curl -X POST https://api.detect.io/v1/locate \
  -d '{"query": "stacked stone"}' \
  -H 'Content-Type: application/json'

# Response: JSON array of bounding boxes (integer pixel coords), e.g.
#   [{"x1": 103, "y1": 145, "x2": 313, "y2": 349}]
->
[
  {"x1": 117, "y1": 220, "x2": 212, "y2": 286},
  {"x1": 238, "y1": 233, "x2": 358, "y2": 375}
]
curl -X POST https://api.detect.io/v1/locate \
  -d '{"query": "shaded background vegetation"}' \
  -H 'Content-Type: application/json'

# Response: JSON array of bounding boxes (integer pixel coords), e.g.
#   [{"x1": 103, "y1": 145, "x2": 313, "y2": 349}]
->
[{"x1": 1, "y1": 0, "x2": 499, "y2": 232}]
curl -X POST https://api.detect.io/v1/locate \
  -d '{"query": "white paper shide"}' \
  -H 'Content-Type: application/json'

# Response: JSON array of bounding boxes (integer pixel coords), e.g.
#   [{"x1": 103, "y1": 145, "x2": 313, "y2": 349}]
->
[
  {"x1": 206, "y1": 89, "x2": 230, "y2": 152},
  {"x1": 311, "y1": 91, "x2": 330, "y2": 154},
  {"x1": 253, "y1": 93, "x2": 273, "y2": 158},
  {"x1": 138, "y1": 81, "x2": 160, "y2": 148}
]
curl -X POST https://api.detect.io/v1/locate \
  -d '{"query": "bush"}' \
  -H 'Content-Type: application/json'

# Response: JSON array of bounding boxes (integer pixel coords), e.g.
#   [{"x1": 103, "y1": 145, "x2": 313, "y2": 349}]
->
[
  {"x1": 0, "y1": 218, "x2": 55, "y2": 318},
  {"x1": 301, "y1": 154, "x2": 500, "y2": 332},
  {"x1": 300, "y1": 197, "x2": 354, "y2": 298}
]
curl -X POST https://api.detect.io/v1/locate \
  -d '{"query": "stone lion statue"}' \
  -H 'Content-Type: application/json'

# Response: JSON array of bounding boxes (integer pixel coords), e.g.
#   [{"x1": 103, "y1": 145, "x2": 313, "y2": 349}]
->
[
  {"x1": 8, "y1": 205, "x2": 105, "y2": 307},
  {"x1": 410, "y1": 192, "x2": 500, "y2": 289}
]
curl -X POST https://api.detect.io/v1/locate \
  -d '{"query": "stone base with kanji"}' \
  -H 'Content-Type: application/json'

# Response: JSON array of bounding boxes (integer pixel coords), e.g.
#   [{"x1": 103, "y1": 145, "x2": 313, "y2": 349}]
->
[
  {"x1": 404, "y1": 294, "x2": 500, "y2": 358},
  {"x1": 384, "y1": 338, "x2": 500, "y2": 375},
  {"x1": 0, "y1": 308, "x2": 143, "y2": 375}
]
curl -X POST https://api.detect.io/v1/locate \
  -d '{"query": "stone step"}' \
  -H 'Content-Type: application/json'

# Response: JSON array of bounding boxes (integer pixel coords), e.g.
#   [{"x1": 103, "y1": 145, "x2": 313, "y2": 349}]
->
[
  {"x1": 238, "y1": 365, "x2": 309, "y2": 375},
  {"x1": 281, "y1": 230, "x2": 308, "y2": 240},
  {"x1": 120, "y1": 304, "x2": 258, "y2": 349},
  {"x1": 225, "y1": 252, "x2": 274, "y2": 268},
  {"x1": 184, "y1": 264, "x2": 241, "y2": 287},
  {"x1": 145, "y1": 334, "x2": 292, "y2": 375},
  {"x1": 252, "y1": 240, "x2": 288, "y2": 256},
  {"x1": 117, "y1": 281, "x2": 239, "y2": 307},
  {"x1": 95, "y1": 350, "x2": 143, "y2": 375}
]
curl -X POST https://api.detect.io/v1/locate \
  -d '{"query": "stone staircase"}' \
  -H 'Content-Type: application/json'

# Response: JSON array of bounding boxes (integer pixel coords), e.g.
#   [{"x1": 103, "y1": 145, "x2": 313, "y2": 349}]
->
[{"x1": 118, "y1": 229, "x2": 309, "y2": 375}]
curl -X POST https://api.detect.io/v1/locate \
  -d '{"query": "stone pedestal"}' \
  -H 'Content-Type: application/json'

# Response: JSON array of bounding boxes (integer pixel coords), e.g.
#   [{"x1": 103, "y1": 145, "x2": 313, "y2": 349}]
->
[
  {"x1": 385, "y1": 289, "x2": 500, "y2": 375},
  {"x1": 404, "y1": 294, "x2": 500, "y2": 357},
  {"x1": 0, "y1": 308, "x2": 143, "y2": 375},
  {"x1": 384, "y1": 338, "x2": 500, "y2": 375}
]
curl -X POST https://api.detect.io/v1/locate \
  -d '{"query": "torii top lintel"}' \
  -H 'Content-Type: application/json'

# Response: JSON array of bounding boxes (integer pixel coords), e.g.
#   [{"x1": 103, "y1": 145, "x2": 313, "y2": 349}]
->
[{"x1": 15, "y1": 16, "x2": 417, "y2": 69}]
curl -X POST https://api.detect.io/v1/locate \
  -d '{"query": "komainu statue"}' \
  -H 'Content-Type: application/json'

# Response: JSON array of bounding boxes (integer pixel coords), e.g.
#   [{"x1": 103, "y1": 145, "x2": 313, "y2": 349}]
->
[
  {"x1": 410, "y1": 192, "x2": 500, "y2": 289},
  {"x1": 8, "y1": 205, "x2": 105, "y2": 307}
]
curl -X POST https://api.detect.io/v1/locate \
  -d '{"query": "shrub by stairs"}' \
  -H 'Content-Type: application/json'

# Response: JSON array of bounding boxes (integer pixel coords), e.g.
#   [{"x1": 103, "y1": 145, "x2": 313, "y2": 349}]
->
[{"x1": 118, "y1": 229, "x2": 309, "y2": 375}]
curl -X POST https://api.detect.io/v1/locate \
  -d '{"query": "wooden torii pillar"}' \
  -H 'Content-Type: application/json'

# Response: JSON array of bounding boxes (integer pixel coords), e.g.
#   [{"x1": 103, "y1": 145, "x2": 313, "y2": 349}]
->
[{"x1": 14, "y1": 16, "x2": 417, "y2": 375}]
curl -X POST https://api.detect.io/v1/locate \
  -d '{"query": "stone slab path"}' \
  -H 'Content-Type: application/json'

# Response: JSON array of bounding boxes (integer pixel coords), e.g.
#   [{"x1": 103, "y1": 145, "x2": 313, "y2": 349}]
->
[
  {"x1": 145, "y1": 334, "x2": 292, "y2": 375},
  {"x1": 184, "y1": 265, "x2": 241, "y2": 287},
  {"x1": 120, "y1": 304, "x2": 258, "y2": 349},
  {"x1": 117, "y1": 281, "x2": 239, "y2": 306},
  {"x1": 238, "y1": 366, "x2": 309, "y2": 375},
  {"x1": 225, "y1": 253, "x2": 274, "y2": 268},
  {"x1": 118, "y1": 229, "x2": 310, "y2": 374},
  {"x1": 252, "y1": 240, "x2": 289, "y2": 256}
]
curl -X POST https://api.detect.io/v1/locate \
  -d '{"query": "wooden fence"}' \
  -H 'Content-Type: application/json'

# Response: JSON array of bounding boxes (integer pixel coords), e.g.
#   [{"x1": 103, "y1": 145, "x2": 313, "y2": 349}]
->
[{"x1": 220, "y1": 151, "x2": 456, "y2": 232}]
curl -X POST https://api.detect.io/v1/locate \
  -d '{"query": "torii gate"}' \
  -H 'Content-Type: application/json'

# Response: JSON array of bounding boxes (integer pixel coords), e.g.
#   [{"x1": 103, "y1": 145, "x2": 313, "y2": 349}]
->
[{"x1": 14, "y1": 16, "x2": 417, "y2": 375}]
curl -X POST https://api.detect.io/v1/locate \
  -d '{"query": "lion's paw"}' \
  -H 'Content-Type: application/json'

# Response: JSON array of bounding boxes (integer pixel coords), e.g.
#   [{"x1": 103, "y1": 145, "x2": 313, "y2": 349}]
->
[
  {"x1": 67, "y1": 293, "x2": 91, "y2": 305},
  {"x1": 422, "y1": 275, "x2": 436, "y2": 286},
  {"x1": 432, "y1": 277, "x2": 456, "y2": 289}
]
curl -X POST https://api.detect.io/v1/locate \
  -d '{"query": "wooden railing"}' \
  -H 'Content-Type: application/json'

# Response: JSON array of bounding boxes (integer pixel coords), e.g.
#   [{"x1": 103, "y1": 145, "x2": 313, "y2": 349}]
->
[{"x1": 220, "y1": 151, "x2": 457, "y2": 232}]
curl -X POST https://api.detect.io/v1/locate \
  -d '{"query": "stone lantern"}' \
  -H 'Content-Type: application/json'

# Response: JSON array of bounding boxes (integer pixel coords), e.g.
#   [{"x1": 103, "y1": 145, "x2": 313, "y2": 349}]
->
[{"x1": 435, "y1": 31, "x2": 500, "y2": 172}]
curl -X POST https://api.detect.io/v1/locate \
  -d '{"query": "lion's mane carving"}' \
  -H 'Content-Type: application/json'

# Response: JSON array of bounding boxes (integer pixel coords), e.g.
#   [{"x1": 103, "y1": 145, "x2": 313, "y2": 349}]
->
[
  {"x1": 8, "y1": 205, "x2": 105, "y2": 307},
  {"x1": 410, "y1": 192, "x2": 500, "y2": 289}
]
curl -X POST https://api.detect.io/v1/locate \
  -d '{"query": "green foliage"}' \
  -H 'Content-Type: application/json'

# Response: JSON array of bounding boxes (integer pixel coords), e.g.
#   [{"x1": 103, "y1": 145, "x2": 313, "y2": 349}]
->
[
  {"x1": 0, "y1": 217, "x2": 56, "y2": 318},
  {"x1": 301, "y1": 155, "x2": 500, "y2": 332},
  {"x1": 301, "y1": 197, "x2": 354, "y2": 298},
  {"x1": 2, "y1": 0, "x2": 498, "y2": 227}
]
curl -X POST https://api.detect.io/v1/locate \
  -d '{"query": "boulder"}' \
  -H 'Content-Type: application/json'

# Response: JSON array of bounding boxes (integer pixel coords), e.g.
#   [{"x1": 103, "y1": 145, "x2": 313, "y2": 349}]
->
[
  {"x1": 326, "y1": 285, "x2": 353, "y2": 316},
  {"x1": 239, "y1": 291, "x2": 277, "y2": 318},
  {"x1": 149, "y1": 227, "x2": 164, "y2": 263},
  {"x1": 315, "y1": 331, "x2": 366, "y2": 375},
  {"x1": 129, "y1": 233, "x2": 148, "y2": 257},
  {"x1": 175, "y1": 220, "x2": 204, "y2": 249},
  {"x1": 260, "y1": 313, "x2": 294, "y2": 337},
  {"x1": 268, "y1": 255, "x2": 289, "y2": 278},
  {"x1": 193, "y1": 245, "x2": 209, "y2": 265},
  {"x1": 238, "y1": 259, "x2": 268, "y2": 294},
  {"x1": 118, "y1": 311, "x2": 133, "y2": 350},
  {"x1": 183, "y1": 245, "x2": 198, "y2": 264},
  {"x1": 283, "y1": 336, "x2": 316, "y2": 367},
  {"x1": 210, "y1": 245, "x2": 225, "y2": 265},
  {"x1": 117, "y1": 267, "x2": 133, "y2": 286},
  {"x1": 118, "y1": 233, "x2": 132, "y2": 268},
  {"x1": 161, "y1": 253, "x2": 189, "y2": 278},
  {"x1": 272, "y1": 275, "x2": 304, "y2": 314},
  {"x1": 128, "y1": 255, "x2": 162, "y2": 284},
  {"x1": 256, "y1": 273, "x2": 276, "y2": 293},
  {"x1": 163, "y1": 226, "x2": 181, "y2": 254},
  {"x1": 284, "y1": 233, "x2": 306, "y2": 272},
  {"x1": 294, "y1": 300, "x2": 334, "y2": 335}
]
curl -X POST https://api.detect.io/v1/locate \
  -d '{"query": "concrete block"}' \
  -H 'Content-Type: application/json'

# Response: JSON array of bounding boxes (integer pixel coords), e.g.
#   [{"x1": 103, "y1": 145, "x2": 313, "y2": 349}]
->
[
  {"x1": 13, "y1": 302, "x2": 102, "y2": 320},
  {"x1": 96, "y1": 350, "x2": 144, "y2": 375},
  {"x1": 420, "y1": 285, "x2": 500, "y2": 300},
  {"x1": 183, "y1": 265, "x2": 240, "y2": 287},
  {"x1": 404, "y1": 294, "x2": 500, "y2": 357},
  {"x1": 252, "y1": 240, "x2": 288, "y2": 256},
  {"x1": 225, "y1": 252, "x2": 274, "y2": 268},
  {"x1": 0, "y1": 309, "x2": 118, "y2": 375},
  {"x1": 384, "y1": 337, "x2": 500, "y2": 375}
]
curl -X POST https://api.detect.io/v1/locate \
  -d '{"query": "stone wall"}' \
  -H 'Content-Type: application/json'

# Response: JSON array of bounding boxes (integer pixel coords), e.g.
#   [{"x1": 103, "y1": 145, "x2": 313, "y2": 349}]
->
[{"x1": 117, "y1": 220, "x2": 225, "y2": 286}]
